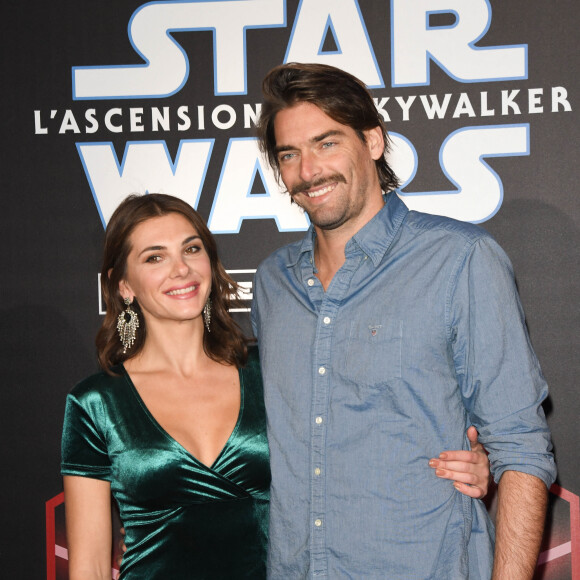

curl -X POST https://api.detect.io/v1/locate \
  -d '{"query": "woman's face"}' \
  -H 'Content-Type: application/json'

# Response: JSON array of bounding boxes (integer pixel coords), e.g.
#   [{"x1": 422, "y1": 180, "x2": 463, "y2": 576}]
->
[{"x1": 119, "y1": 213, "x2": 212, "y2": 328}]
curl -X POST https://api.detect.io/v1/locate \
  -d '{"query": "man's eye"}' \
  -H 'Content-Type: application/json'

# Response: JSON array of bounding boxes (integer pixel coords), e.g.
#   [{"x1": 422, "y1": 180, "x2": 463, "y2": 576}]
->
[
  {"x1": 279, "y1": 152, "x2": 295, "y2": 162},
  {"x1": 322, "y1": 141, "x2": 336, "y2": 148}
]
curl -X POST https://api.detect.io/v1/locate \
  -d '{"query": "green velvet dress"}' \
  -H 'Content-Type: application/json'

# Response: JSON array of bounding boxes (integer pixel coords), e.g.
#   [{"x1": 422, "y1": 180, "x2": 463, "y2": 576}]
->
[{"x1": 61, "y1": 347, "x2": 270, "y2": 579}]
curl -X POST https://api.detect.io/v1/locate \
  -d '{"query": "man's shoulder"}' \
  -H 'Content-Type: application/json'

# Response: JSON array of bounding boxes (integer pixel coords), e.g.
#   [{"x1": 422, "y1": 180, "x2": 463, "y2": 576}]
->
[{"x1": 404, "y1": 208, "x2": 494, "y2": 247}]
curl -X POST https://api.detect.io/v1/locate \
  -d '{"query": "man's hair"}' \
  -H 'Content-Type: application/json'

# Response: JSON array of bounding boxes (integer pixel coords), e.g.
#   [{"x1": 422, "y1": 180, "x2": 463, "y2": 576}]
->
[
  {"x1": 96, "y1": 193, "x2": 248, "y2": 373},
  {"x1": 256, "y1": 62, "x2": 399, "y2": 193}
]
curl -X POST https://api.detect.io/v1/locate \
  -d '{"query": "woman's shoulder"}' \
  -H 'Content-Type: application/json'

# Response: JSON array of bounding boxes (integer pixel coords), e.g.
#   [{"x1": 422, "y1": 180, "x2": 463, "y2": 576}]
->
[{"x1": 68, "y1": 366, "x2": 127, "y2": 402}]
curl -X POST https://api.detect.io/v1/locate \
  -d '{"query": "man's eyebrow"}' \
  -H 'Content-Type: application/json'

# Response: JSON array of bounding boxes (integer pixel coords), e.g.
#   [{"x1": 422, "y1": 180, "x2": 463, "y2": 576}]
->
[
  {"x1": 312, "y1": 129, "x2": 344, "y2": 143},
  {"x1": 275, "y1": 130, "x2": 345, "y2": 154}
]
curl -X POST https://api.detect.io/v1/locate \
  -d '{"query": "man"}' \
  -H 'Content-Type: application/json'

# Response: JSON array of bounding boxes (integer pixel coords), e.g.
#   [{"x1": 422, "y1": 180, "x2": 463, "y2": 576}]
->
[{"x1": 252, "y1": 63, "x2": 556, "y2": 579}]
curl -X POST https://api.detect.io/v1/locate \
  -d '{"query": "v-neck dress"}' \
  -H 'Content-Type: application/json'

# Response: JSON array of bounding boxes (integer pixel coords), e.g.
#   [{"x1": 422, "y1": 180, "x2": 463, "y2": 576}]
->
[{"x1": 61, "y1": 346, "x2": 270, "y2": 579}]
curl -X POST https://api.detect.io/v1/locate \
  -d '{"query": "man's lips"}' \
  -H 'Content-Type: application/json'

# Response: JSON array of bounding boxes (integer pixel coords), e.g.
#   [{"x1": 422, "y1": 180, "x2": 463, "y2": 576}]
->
[
  {"x1": 304, "y1": 183, "x2": 336, "y2": 198},
  {"x1": 290, "y1": 173, "x2": 347, "y2": 198}
]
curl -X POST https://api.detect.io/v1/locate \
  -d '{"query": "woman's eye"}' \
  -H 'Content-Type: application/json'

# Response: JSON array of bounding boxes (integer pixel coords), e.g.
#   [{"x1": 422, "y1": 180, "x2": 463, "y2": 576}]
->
[
  {"x1": 185, "y1": 245, "x2": 201, "y2": 254},
  {"x1": 145, "y1": 255, "x2": 161, "y2": 263}
]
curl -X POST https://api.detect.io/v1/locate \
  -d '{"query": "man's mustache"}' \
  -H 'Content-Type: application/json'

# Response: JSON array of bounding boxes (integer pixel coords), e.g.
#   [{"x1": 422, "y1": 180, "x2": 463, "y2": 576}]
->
[{"x1": 289, "y1": 173, "x2": 347, "y2": 197}]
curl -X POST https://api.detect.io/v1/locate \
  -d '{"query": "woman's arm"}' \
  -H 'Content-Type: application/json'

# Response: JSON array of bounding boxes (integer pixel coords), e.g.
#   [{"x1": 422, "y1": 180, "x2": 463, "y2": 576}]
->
[
  {"x1": 429, "y1": 426, "x2": 491, "y2": 499},
  {"x1": 64, "y1": 475, "x2": 113, "y2": 580}
]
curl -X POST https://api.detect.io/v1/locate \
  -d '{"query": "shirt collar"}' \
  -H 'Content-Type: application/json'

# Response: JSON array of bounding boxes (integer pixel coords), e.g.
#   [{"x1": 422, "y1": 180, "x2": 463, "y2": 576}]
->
[
  {"x1": 351, "y1": 191, "x2": 408, "y2": 266},
  {"x1": 287, "y1": 191, "x2": 408, "y2": 269}
]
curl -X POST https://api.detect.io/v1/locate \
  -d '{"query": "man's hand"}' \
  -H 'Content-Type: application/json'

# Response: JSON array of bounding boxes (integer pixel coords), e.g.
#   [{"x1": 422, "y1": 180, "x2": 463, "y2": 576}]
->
[{"x1": 429, "y1": 426, "x2": 491, "y2": 499}]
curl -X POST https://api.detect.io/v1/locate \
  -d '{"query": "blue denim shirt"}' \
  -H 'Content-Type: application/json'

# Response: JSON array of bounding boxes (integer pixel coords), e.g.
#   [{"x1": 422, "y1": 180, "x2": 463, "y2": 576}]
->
[{"x1": 252, "y1": 192, "x2": 556, "y2": 579}]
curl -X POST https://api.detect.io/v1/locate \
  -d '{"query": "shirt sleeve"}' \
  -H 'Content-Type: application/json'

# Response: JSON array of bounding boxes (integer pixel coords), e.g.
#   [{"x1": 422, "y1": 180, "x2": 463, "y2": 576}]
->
[
  {"x1": 448, "y1": 235, "x2": 556, "y2": 488},
  {"x1": 61, "y1": 388, "x2": 112, "y2": 481}
]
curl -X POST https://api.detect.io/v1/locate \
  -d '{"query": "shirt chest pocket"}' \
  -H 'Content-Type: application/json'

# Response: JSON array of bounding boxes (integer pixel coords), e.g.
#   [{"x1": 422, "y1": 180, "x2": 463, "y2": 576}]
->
[{"x1": 336, "y1": 320, "x2": 402, "y2": 386}]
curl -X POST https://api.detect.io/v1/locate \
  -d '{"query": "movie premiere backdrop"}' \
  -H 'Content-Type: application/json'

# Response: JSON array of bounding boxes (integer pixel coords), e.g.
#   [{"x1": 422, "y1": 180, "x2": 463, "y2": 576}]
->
[{"x1": 2, "y1": 0, "x2": 578, "y2": 577}]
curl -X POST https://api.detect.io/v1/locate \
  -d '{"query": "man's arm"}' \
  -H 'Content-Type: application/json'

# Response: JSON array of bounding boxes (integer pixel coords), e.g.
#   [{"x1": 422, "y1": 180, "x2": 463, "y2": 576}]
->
[{"x1": 492, "y1": 470, "x2": 548, "y2": 580}]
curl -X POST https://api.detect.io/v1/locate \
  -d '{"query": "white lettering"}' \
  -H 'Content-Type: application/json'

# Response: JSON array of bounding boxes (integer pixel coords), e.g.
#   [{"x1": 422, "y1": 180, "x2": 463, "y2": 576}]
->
[
  {"x1": 211, "y1": 104, "x2": 236, "y2": 130},
  {"x1": 480, "y1": 92, "x2": 495, "y2": 116},
  {"x1": 208, "y1": 138, "x2": 310, "y2": 233},
  {"x1": 552, "y1": 87, "x2": 572, "y2": 112},
  {"x1": 129, "y1": 108, "x2": 145, "y2": 132},
  {"x1": 398, "y1": 124, "x2": 529, "y2": 222},
  {"x1": 286, "y1": 0, "x2": 383, "y2": 87},
  {"x1": 77, "y1": 140, "x2": 214, "y2": 226},
  {"x1": 59, "y1": 110, "x2": 81, "y2": 134},
  {"x1": 72, "y1": 0, "x2": 285, "y2": 99},
  {"x1": 420, "y1": 94, "x2": 452, "y2": 119},
  {"x1": 452, "y1": 93, "x2": 476, "y2": 118},
  {"x1": 501, "y1": 90, "x2": 521, "y2": 115},
  {"x1": 177, "y1": 106, "x2": 191, "y2": 131},
  {"x1": 373, "y1": 97, "x2": 391, "y2": 122},
  {"x1": 34, "y1": 111, "x2": 48, "y2": 134},
  {"x1": 392, "y1": 0, "x2": 527, "y2": 86},
  {"x1": 152, "y1": 107, "x2": 171, "y2": 131},
  {"x1": 85, "y1": 109, "x2": 99, "y2": 133},
  {"x1": 104, "y1": 108, "x2": 123, "y2": 133},
  {"x1": 244, "y1": 103, "x2": 261, "y2": 129},
  {"x1": 395, "y1": 96, "x2": 416, "y2": 121}
]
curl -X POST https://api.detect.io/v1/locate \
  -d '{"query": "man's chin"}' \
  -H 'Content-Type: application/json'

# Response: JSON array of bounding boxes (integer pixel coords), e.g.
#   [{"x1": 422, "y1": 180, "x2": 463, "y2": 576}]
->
[{"x1": 308, "y1": 210, "x2": 348, "y2": 231}]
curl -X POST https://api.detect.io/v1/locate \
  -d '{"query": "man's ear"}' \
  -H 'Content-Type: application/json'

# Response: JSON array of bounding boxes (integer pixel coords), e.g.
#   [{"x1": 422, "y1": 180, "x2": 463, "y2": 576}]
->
[{"x1": 364, "y1": 126, "x2": 385, "y2": 161}]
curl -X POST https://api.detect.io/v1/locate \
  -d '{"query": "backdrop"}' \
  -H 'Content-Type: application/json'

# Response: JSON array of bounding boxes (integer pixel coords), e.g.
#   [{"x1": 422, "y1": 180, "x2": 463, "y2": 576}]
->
[{"x1": 3, "y1": 1, "x2": 578, "y2": 578}]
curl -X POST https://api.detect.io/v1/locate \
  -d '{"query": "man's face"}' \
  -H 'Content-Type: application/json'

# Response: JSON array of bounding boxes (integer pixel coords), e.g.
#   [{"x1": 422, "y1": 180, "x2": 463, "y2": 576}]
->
[{"x1": 273, "y1": 102, "x2": 384, "y2": 232}]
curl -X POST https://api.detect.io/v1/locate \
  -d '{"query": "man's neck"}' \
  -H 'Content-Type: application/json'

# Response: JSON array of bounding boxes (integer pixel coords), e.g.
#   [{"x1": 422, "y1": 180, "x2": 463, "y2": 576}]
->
[{"x1": 313, "y1": 193, "x2": 386, "y2": 291}]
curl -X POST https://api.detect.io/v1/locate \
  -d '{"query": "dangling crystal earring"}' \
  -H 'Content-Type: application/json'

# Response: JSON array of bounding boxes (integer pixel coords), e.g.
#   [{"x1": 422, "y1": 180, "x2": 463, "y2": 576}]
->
[
  {"x1": 117, "y1": 297, "x2": 140, "y2": 353},
  {"x1": 203, "y1": 297, "x2": 212, "y2": 332}
]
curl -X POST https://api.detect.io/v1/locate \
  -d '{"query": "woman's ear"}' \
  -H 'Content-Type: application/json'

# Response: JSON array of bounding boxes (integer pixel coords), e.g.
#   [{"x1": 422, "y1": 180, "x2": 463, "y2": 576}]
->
[{"x1": 118, "y1": 279, "x2": 133, "y2": 303}]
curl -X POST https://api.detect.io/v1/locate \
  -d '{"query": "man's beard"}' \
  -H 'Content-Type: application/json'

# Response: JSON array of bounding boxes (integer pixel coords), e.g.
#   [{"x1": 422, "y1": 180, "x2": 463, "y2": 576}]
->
[{"x1": 288, "y1": 173, "x2": 355, "y2": 231}]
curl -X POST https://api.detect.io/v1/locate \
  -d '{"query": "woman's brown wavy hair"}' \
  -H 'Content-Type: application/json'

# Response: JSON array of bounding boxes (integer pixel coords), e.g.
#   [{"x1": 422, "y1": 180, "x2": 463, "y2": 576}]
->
[{"x1": 96, "y1": 193, "x2": 248, "y2": 373}]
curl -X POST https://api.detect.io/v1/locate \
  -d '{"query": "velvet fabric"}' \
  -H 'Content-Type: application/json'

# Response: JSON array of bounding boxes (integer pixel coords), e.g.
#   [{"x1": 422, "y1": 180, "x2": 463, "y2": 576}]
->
[{"x1": 61, "y1": 346, "x2": 269, "y2": 579}]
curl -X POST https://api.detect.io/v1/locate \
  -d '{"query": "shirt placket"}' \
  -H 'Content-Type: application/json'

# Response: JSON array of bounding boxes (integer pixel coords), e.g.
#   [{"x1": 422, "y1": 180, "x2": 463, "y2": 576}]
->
[{"x1": 303, "y1": 247, "x2": 364, "y2": 578}]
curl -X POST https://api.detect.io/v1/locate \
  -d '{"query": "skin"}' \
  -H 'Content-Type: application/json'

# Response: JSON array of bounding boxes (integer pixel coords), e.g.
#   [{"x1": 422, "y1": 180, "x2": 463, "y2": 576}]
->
[
  {"x1": 492, "y1": 471, "x2": 548, "y2": 579},
  {"x1": 275, "y1": 102, "x2": 385, "y2": 289},
  {"x1": 65, "y1": 213, "x2": 241, "y2": 579},
  {"x1": 273, "y1": 102, "x2": 547, "y2": 575}
]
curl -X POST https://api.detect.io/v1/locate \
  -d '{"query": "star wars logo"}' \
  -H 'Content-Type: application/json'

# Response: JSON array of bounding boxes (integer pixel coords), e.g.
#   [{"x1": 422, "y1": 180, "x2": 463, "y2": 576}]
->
[{"x1": 34, "y1": 0, "x2": 573, "y2": 229}]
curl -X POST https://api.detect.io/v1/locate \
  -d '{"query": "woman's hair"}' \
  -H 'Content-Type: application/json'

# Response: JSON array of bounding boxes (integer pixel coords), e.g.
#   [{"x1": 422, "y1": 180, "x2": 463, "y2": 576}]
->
[
  {"x1": 256, "y1": 62, "x2": 400, "y2": 193},
  {"x1": 96, "y1": 193, "x2": 248, "y2": 373}
]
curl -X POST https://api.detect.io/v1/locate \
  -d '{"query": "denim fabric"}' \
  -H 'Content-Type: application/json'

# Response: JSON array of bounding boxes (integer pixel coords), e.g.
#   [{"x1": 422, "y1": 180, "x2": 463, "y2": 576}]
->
[{"x1": 252, "y1": 192, "x2": 556, "y2": 579}]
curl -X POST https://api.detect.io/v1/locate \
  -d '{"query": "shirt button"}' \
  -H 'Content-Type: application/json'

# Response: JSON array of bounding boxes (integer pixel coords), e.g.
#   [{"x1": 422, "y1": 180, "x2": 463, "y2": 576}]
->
[
  {"x1": 315, "y1": 416, "x2": 323, "y2": 424},
  {"x1": 323, "y1": 316, "x2": 331, "y2": 325},
  {"x1": 314, "y1": 518, "x2": 322, "y2": 527},
  {"x1": 314, "y1": 467, "x2": 321, "y2": 476},
  {"x1": 307, "y1": 278, "x2": 315, "y2": 286},
  {"x1": 318, "y1": 367, "x2": 326, "y2": 375}
]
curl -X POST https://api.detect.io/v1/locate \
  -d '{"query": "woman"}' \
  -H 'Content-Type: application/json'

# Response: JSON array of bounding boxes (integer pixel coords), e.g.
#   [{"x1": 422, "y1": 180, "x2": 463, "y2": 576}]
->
[{"x1": 62, "y1": 194, "x2": 490, "y2": 579}]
